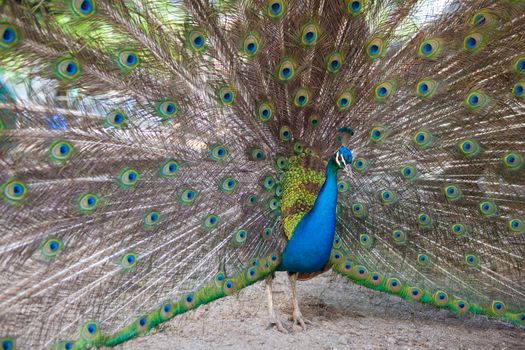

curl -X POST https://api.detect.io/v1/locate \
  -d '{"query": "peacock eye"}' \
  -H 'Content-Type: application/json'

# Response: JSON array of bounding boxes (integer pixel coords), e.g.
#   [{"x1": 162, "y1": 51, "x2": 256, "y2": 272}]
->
[
  {"x1": 417, "y1": 254, "x2": 431, "y2": 268},
  {"x1": 142, "y1": 211, "x2": 161, "y2": 228},
  {"x1": 120, "y1": 252, "x2": 138, "y2": 269},
  {"x1": 267, "y1": 197, "x2": 280, "y2": 210},
  {"x1": 508, "y1": 219, "x2": 524, "y2": 233},
  {"x1": 117, "y1": 168, "x2": 139, "y2": 188},
  {"x1": 374, "y1": 81, "x2": 395, "y2": 101},
  {"x1": 400, "y1": 165, "x2": 417, "y2": 180},
  {"x1": 465, "y1": 253, "x2": 480, "y2": 268},
  {"x1": 220, "y1": 177, "x2": 238, "y2": 194},
  {"x1": 458, "y1": 139, "x2": 481, "y2": 157},
  {"x1": 49, "y1": 140, "x2": 74, "y2": 164},
  {"x1": 300, "y1": 23, "x2": 320, "y2": 47},
  {"x1": 217, "y1": 86, "x2": 236, "y2": 106},
  {"x1": 307, "y1": 114, "x2": 319, "y2": 127},
  {"x1": 479, "y1": 200, "x2": 497, "y2": 217},
  {"x1": 465, "y1": 36, "x2": 477, "y2": 49},
  {"x1": 464, "y1": 90, "x2": 489, "y2": 110},
  {"x1": 392, "y1": 230, "x2": 407, "y2": 245},
  {"x1": 232, "y1": 229, "x2": 248, "y2": 246},
  {"x1": 106, "y1": 109, "x2": 127, "y2": 128},
  {"x1": 359, "y1": 233, "x2": 373, "y2": 247},
  {"x1": 380, "y1": 189, "x2": 397, "y2": 205},
  {"x1": 0, "y1": 24, "x2": 19, "y2": 49},
  {"x1": 210, "y1": 144, "x2": 228, "y2": 161},
  {"x1": 433, "y1": 291, "x2": 448, "y2": 305},
  {"x1": 416, "y1": 79, "x2": 438, "y2": 98},
  {"x1": 256, "y1": 101, "x2": 274, "y2": 122},
  {"x1": 279, "y1": 126, "x2": 291, "y2": 141},
  {"x1": 275, "y1": 156, "x2": 289, "y2": 171},
  {"x1": 472, "y1": 13, "x2": 486, "y2": 26},
  {"x1": 188, "y1": 29, "x2": 207, "y2": 51},
  {"x1": 41, "y1": 237, "x2": 63, "y2": 259},
  {"x1": 156, "y1": 99, "x2": 178, "y2": 120},
  {"x1": 366, "y1": 37, "x2": 385, "y2": 59},
  {"x1": 267, "y1": 1, "x2": 286, "y2": 19},
  {"x1": 293, "y1": 87, "x2": 311, "y2": 108},
  {"x1": 451, "y1": 223, "x2": 469, "y2": 237},
  {"x1": 369, "y1": 125, "x2": 389, "y2": 143},
  {"x1": 81, "y1": 322, "x2": 99, "y2": 339},
  {"x1": 55, "y1": 56, "x2": 81, "y2": 80},
  {"x1": 326, "y1": 52, "x2": 343, "y2": 73},
  {"x1": 352, "y1": 157, "x2": 368, "y2": 173},
  {"x1": 346, "y1": 0, "x2": 365, "y2": 16},
  {"x1": 463, "y1": 33, "x2": 485, "y2": 52},
  {"x1": 491, "y1": 300, "x2": 506, "y2": 315},
  {"x1": 336, "y1": 89, "x2": 354, "y2": 110},
  {"x1": 72, "y1": 0, "x2": 96, "y2": 17},
  {"x1": 514, "y1": 82, "x2": 524, "y2": 97},
  {"x1": 444, "y1": 184, "x2": 462, "y2": 202},
  {"x1": 418, "y1": 39, "x2": 444, "y2": 59},
  {"x1": 262, "y1": 175, "x2": 276, "y2": 191},
  {"x1": 249, "y1": 147, "x2": 266, "y2": 161},
  {"x1": 160, "y1": 160, "x2": 180, "y2": 177},
  {"x1": 502, "y1": 152, "x2": 523, "y2": 170},
  {"x1": 77, "y1": 193, "x2": 100, "y2": 214},
  {"x1": 514, "y1": 57, "x2": 525, "y2": 74},
  {"x1": 413, "y1": 130, "x2": 433, "y2": 149},
  {"x1": 117, "y1": 50, "x2": 140, "y2": 70},
  {"x1": 277, "y1": 58, "x2": 296, "y2": 81},
  {"x1": 243, "y1": 33, "x2": 260, "y2": 57},
  {"x1": 203, "y1": 214, "x2": 219, "y2": 229}
]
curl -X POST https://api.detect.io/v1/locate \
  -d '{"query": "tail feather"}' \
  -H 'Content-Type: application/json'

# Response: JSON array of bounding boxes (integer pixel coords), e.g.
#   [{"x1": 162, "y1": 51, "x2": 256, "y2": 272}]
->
[{"x1": 0, "y1": 1, "x2": 524, "y2": 349}]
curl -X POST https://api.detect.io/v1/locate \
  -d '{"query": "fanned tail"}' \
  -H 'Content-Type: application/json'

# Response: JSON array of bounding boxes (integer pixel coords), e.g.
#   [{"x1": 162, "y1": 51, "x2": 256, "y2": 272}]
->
[{"x1": 0, "y1": 1, "x2": 524, "y2": 349}]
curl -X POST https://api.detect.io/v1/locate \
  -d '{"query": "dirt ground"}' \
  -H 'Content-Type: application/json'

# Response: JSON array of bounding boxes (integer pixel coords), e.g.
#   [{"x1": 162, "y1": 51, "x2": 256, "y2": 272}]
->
[{"x1": 119, "y1": 272, "x2": 524, "y2": 350}]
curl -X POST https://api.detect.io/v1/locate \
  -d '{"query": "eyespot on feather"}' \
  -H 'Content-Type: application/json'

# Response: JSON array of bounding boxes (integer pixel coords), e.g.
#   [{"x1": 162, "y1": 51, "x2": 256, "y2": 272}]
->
[
  {"x1": 326, "y1": 52, "x2": 344, "y2": 74},
  {"x1": 277, "y1": 58, "x2": 297, "y2": 82},
  {"x1": 266, "y1": 0, "x2": 287, "y2": 19},
  {"x1": 1, "y1": 179, "x2": 28, "y2": 205},
  {"x1": 54, "y1": 56, "x2": 81, "y2": 81},
  {"x1": 418, "y1": 38, "x2": 444, "y2": 59},
  {"x1": 187, "y1": 29, "x2": 207, "y2": 52},
  {"x1": 71, "y1": 0, "x2": 96, "y2": 18},
  {"x1": 345, "y1": 0, "x2": 367, "y2": 16},
  {"x1": 299, "y1": 22, "x2": 320, "y2": 47},
  {"x1": 0, "y1": 23, "x2": 20, "y2": 49},
  {"x1": 242, "y1": 33, "x2": 261, "y2": 57}
]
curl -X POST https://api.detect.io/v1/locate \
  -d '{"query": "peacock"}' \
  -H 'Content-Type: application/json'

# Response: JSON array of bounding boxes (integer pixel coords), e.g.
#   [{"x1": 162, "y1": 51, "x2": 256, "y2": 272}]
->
[{"x1": 0, "y1": 0, "x2": 524, "y2": 348}]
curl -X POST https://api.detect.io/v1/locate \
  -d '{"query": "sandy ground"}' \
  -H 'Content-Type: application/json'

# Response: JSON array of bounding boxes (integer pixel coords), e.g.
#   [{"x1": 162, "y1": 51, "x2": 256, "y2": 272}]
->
[{"x1": 119, "y1": 272, "x2": 524, "y2": 350}]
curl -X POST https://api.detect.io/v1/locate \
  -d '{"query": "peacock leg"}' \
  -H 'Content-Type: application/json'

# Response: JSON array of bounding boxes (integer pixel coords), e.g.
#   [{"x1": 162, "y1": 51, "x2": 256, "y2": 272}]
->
[
  {"x1": 265, "y1": 274, "x2": 288, "y2": 333},
  {"x1": 288, "y1": 272, "x2": 312, "y2": 330}
]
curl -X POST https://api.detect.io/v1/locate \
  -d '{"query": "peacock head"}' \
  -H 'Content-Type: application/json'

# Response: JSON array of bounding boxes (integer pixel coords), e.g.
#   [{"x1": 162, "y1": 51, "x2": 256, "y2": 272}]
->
[{"x1": 334, "y1": 146, "x2": 353, "y2": 170}]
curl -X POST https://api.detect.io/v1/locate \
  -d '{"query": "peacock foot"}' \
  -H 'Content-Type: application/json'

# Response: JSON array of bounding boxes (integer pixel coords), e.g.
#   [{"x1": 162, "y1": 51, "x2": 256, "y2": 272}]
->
[
  {"x1": 265, "y1": 274, "x2": 288, "y2": 333},
  {"x1": 267, "y1": 316, "x2": 289, "y2": 333},
  {"x1": 290, "y1": 310, "x2": 312, "y2": 330}
]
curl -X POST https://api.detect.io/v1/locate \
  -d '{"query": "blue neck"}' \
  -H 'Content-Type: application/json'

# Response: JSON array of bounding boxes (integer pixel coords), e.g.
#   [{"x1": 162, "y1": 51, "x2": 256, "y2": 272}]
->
[{"x1": 309, "y1": 159, "x2": 339, "y2": 219}]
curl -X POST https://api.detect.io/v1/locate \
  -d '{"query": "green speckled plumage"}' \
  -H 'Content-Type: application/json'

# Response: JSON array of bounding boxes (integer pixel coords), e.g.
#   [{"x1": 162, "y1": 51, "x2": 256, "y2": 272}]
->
[{"x1": 0, "y1": 0, "x2": 525, "y2": 349}]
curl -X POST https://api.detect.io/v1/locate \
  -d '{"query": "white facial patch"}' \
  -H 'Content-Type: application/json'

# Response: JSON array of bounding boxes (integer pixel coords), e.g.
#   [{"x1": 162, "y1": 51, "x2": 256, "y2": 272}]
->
[
  {"x1": 336, "y1": 151, "x2": 353, "y2": 178},
  {"x1": 335, "y1": 152, "x2": 347, "y2": 168}
]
